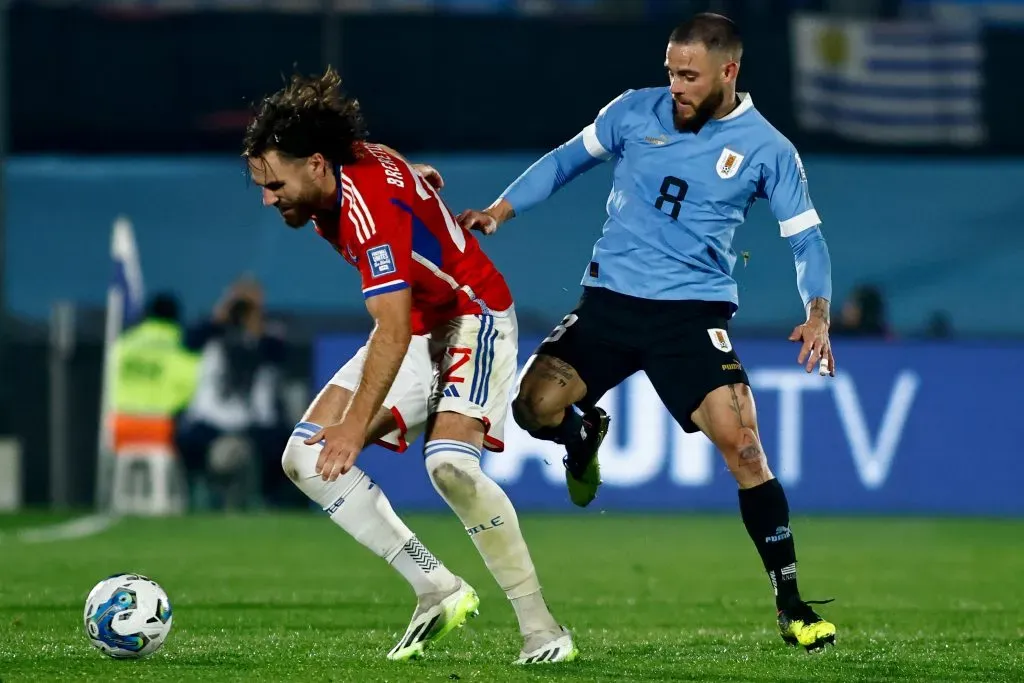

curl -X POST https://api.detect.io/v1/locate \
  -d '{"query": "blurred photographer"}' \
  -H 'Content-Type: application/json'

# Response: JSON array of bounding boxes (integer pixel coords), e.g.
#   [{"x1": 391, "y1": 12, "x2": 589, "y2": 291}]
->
[
  {"x1": 832, "y1": 284, "x2": 892, "y2": 339},
  {"x1": 175, "y1": 278, "x2": 289, "y2": 509}
]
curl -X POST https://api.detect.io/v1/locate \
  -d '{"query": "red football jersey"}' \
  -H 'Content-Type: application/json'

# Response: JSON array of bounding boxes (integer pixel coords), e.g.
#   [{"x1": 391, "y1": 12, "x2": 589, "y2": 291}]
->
[{"x1": 314, "y1": 143, "x2": 513, "y2": 334}]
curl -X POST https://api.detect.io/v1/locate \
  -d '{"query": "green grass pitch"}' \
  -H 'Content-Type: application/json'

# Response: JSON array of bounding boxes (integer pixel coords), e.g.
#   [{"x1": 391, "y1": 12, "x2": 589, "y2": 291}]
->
[{"x1": 1, "y1": 512, "x2": 1021, "y2": 682}]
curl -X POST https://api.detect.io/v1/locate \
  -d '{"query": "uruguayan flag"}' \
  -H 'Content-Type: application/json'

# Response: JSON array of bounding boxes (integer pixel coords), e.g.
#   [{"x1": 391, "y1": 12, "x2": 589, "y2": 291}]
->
[
  {"x1": 905, "y1": 1, "x2": 1024, "y2": 28},
  {"x1": 792, "y1": 13, "x2": 985, "y2": 145}
]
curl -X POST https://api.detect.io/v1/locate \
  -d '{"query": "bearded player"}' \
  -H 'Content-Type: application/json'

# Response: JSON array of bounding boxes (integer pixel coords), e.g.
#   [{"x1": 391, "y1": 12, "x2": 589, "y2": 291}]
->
[
  {"x1": 459, "y1": 13, "x2": 837, "y2": 652},
  {"x1": 244, "y1": 68, "x2": 576, "y2": 665}
]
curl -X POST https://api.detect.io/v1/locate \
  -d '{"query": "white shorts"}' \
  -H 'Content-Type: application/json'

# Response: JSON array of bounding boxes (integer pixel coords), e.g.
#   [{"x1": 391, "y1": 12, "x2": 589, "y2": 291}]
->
[{"x1": 328, "y1": 308, "x2": 518, "y2": 453}]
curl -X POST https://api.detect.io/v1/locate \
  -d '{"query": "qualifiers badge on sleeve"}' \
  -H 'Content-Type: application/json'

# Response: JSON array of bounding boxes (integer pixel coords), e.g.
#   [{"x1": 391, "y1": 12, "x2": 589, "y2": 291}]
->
[{"x1": 367, "y1": 245, "x2": 397, "y2": 278}]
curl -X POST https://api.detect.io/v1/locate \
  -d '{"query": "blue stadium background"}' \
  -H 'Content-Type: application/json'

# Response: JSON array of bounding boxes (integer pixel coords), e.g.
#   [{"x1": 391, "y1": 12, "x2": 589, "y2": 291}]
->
[{"x1": 2, "y1": 0, "x2": 1022, "y2": 515}]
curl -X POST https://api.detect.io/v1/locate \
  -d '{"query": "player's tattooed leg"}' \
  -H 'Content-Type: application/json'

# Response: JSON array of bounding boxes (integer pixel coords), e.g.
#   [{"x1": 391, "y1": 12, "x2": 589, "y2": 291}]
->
[
  {"x1": 693, "y1": 382, "x2": 816, "y2": 617},
  {"x1": 512, "y1": 355, "x2": 587, "y2": 432},
  {"x1": 533, "y1": 356, "x2": 579, "y2": 390},
  {"x1": 691, "y1": 383, "x2": 772, "y2": 488},
  {"x1": 726, "y1": 384, "x2": 765, "y2": 463}
]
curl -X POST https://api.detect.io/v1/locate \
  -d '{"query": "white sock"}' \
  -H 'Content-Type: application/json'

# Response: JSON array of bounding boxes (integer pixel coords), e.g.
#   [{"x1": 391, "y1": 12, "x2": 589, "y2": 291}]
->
[
  {"x1": 284, "y1": 424, "x2": 458, "y2": 597},
  {"x1": 423, "y1": 439, "x2": 560, "y2": 635},
  {"x1": 390, "y1": 537, "x2": 455, "y2": 597},
  {"x1": 510, "y1": 592, "x2": 560, "y2": 638}
]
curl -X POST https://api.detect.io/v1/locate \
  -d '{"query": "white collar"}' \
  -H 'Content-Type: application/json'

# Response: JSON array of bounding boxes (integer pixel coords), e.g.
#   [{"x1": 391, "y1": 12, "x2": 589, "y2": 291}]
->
[{"x1": 719, "y1": 92, "x2": 753, "y2": 122}]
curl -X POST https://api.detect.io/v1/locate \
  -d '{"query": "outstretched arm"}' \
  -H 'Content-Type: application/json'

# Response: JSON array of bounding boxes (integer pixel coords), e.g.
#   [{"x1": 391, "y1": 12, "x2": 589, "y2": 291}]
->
[
  {"x1": 460, "y1": 89, "x2": 634, "y2": 235},
  {"x1": 502, "y1": 131, "x2": 607, "y2": 214},
  {"x1": 459, "y1": 132, "x2": 605, "y2": 234}
]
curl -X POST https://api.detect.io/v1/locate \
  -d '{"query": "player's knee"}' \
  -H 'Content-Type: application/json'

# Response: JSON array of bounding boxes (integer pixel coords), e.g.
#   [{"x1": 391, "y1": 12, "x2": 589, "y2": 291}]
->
[
  {"x1": 281, "y1": 424, "x2": 321, "y2": 482},
  {"x1": 425, "y1": 449, "x2": 481, "y2": 504},
  {"x1": 282, "y1": 427, "x2": 369, "y2": 508},
  {"x1": 511, "y1": 395, "x2": 540, "y2": 432},
  {"x1": 280, "y1": 446, "x2": 296, "y2": 482},
  {"x1": 511, "y1": 390, "x2": 559, "y2": 431},
  {"x1": 280, "y1": 442, "x2": 307, "y2": 484}
]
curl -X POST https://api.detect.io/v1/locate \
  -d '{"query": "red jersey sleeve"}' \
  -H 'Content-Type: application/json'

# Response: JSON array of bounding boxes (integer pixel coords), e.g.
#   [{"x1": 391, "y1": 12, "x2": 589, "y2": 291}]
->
[{"x1": 344, "y1": 175, "x2": 413, "y2": 300}]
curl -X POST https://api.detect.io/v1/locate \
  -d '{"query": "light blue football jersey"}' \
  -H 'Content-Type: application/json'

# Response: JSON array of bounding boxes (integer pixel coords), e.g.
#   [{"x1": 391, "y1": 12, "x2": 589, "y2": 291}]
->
[{"x1": 577, "y1": 87, "x2": 821, "y2": 309}]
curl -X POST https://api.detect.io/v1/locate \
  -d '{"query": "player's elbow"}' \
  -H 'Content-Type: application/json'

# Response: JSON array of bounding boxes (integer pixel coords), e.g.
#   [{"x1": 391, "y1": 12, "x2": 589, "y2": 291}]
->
[
  {"x1": 374, "y1": 310, "x2": 411, "y2": 335},
  {"x1": 511, "y1": 390, "x2": 561, "y2": 432},
  {"x1": 373, "y1": 318, "x2": 413, "y2": 352},
  {"x1": 793, "y1": 228, "x2": 832, "y2": 273},
  {"x1": 788, "y1": 225, "x2": 827, "y2": 257}
]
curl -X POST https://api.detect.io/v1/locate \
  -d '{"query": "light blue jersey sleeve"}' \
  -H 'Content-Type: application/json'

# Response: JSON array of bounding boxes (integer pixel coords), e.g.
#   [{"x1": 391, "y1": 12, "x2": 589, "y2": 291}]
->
[
  {"x1": 500, "y1": 90, "x2": 635, "y2": 215},
  {"x1": 761, "y1": 143, "x2": 833, "y2": 308},
  {"x1": 789, "y1": 227, "x2": 832, "y2": 309}
]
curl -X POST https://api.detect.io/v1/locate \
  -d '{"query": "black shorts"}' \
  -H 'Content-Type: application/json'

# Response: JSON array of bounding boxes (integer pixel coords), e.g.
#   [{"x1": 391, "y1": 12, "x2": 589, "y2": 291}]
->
[{"x1": 535, "y1": 286, "x2": 749, "y2": 433}]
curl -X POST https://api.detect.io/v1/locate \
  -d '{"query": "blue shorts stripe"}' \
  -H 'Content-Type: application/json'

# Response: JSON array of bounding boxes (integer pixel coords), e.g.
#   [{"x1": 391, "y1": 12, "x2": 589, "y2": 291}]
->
[
  {"x1": 479, "y1": 324, "x2": 499, "y2": 406},
  {"x1": 470, "y1": 315, "x2": 492, "y2": 405},
  {"x1": 469, "y1": 316, "x2": 484, "y2": 404},
  {"x1": 483, "y1": 316, "x2": 497, "y2": 405}
]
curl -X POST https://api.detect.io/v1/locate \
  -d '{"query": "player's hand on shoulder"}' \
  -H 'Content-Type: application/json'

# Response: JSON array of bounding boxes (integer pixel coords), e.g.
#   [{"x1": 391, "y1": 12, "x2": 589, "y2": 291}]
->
[
  {"x1": 457, "y1": 209, "x2": 499, "y2": 236},
  {"x1": 412, "y1": 163, "x2": 444, "y2": 190}
]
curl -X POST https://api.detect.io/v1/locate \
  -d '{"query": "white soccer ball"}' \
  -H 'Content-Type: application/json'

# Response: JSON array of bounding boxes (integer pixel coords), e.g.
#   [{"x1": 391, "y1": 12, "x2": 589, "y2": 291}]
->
[{"x1": 83, "y1": 573, "x2": 173, "y2": 659}]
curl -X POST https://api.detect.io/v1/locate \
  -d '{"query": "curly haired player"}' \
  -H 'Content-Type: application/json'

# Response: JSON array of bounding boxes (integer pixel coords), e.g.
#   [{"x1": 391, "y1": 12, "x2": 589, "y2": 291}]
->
[{"x1": 244, "y1": 68, "x2": 576, "y2": 664}]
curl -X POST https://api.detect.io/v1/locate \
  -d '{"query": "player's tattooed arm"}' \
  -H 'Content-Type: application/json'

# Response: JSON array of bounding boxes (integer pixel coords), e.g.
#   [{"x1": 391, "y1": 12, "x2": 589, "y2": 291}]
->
[
  {"x1": 484, "y1": 198, "x2": 516, "y2": 225},
  {"x1": 807, "y1": 297, "x2": 830, "y2": 324},
  {"x1": 345, "y1": 289, "x2": 413, "y2": 431}
]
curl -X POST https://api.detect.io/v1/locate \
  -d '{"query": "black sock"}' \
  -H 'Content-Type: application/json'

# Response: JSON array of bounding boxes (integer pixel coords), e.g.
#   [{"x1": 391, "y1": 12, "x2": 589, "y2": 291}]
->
[
  {"x1": 738, "y1": 478, "x2": 800, "y2": 610},
  {"x1": 529, "y1": 407, "x2": 587, "y2": 448}
]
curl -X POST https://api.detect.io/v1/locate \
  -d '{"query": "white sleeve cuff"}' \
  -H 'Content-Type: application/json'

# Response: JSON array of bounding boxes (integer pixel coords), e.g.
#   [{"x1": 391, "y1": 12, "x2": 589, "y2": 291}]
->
[
  {"x1": 581, "y1": 123, "x2": 612, "y2": 161},
  {"x1": 779, "y1": 209, "x2": 821, "y2": 237}
]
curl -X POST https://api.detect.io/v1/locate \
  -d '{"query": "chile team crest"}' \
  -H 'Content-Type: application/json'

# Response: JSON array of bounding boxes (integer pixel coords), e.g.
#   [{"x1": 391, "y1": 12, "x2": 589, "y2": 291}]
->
[{"x1": 716, "y1": 147, "x2": 745, "y2": 179}]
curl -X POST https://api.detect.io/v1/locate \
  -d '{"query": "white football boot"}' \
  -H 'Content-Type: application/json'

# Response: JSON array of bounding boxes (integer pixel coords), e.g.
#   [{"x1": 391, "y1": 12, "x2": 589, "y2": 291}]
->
[
  {"x1": 387, "y1": 578, "x2": 479, "y2": 661},
  {"x1": 515, "y1": 625, "x2": 579, "y2": 664}
]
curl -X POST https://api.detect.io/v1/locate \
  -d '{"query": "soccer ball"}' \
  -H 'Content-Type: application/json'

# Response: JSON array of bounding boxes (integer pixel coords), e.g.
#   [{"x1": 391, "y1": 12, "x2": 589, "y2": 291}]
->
[{"x1": 83, "y1": 573, "x2": 173, "y2": 658}]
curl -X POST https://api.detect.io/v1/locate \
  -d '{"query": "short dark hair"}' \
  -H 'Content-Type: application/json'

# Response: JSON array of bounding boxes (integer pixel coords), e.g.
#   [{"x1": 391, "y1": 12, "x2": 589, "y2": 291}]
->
[
  {"x1": 243, "y1": 66, "x2": 368, "y2": 165},
  {"x1": 147, "y1": 292, "x2": 180, "y2": 323},
  {"x1": 669, "y1": 13, "x2": 743, "y2": 61}
]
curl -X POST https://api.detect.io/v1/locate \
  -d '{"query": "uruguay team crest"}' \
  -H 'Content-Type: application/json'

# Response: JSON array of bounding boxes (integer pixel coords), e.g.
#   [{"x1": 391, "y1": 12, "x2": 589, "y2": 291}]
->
[
  {"x1": 716, "y1": 147, "x2": 745, "y2": 179},
  {"x1": 708, "y1": 328, "x2": 733, "y2": 353}
]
